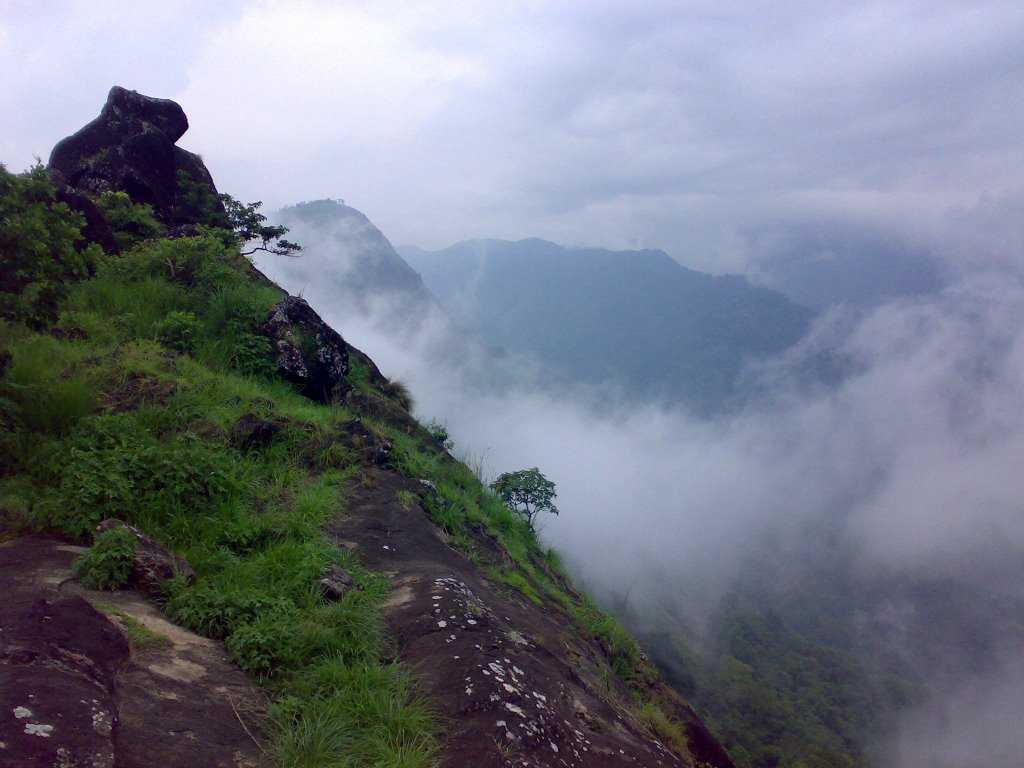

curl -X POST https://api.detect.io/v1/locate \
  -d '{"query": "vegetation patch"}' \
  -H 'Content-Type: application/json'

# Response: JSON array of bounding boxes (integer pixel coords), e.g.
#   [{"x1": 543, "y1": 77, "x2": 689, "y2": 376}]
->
[
  {"x1": 95, "y1": 603, "x2": 173, "y2": 651},
  {"x1": 74, "y1": 527, "x2": 137, "y2": 590},
  {"x1": 0, "y1": 163, "x2": 700, "y2": 766},
  {"x1": 0, "y1": 165, "x2": 438, "y2": 767}
]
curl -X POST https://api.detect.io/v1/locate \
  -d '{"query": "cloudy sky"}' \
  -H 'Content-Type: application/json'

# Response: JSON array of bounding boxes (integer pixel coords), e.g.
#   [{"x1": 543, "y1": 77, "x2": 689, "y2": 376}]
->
[{"x1": 3, "y1": 0, "x2": 1024, "y2": 272}]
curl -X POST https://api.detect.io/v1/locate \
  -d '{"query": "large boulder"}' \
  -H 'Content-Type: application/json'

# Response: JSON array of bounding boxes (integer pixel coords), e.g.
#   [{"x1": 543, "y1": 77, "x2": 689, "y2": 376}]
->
[
  {"x1": 48, "y1": 86, "x2": 226, "y2": 226},
  {"x1": 261, "y1": 296, "x2": 350, "y2": 403}
]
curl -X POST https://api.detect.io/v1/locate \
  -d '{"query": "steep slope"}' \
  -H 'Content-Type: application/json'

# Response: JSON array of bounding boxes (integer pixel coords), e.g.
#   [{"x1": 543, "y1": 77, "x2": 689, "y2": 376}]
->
[
  {"x1": 401, "y1": 238, "x2": 814, "y2": 413},
  {"x1": 0, "y1": 88, "x2": 733, "y2": 767}
]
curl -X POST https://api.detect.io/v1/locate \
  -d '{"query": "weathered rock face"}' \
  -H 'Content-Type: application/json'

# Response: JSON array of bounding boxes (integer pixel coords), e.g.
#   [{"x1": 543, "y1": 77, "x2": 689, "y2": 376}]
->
[
  {"x1": 48, "y1": 86, "x2": 225, "y2": 226},
  {"x1": 331, "y1": 467, "x2": 737, "y2": 768},
  {"x1": 0, "y1": 535, "x2": 266, "y2": 768},
  {"x1": 261, "y1": 296, "x2": 350, "y2": 403},
  {"x1": 95, "y1": 519, "x2": 195, "y2": 599}
]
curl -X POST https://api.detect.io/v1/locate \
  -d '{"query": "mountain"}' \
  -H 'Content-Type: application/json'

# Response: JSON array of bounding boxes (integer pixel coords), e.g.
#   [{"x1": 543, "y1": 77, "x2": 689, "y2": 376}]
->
[
  {"x1": 257, "y1": 198, "x2": 437, "y2": 330},
  {"x1": 0, "y1": 87, "x2": 732, "y2": 768},
  {"x1": 401, "y1": 238, "x2": 815, "y2": 413}
]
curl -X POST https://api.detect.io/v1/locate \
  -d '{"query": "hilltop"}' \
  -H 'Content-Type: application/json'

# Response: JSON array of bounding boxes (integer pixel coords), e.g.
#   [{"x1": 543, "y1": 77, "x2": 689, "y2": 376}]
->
[{"x1": 0, "y1": 87, "x2": 733, "y2": 768}]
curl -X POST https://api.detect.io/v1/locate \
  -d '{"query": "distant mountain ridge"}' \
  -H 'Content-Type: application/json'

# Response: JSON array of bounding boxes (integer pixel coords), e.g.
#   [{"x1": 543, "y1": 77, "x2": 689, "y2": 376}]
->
[{"x1": 401, "y1": 238, "x2": 815, "y2": 412}]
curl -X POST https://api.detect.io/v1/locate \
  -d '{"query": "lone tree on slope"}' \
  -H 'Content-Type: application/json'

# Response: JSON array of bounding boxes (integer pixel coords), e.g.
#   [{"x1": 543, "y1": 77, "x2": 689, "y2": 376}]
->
[{"x1": 491, "y1": 467, "x2": 559, "y2": 531}]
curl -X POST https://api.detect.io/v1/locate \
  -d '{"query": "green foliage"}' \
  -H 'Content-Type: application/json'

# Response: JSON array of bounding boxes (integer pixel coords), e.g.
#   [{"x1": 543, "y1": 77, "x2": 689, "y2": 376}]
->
[
  {"x1": 424, "y1": 419, "x2": 453, "y2": 449},
  {"x1": 220, "y1": 193, "x2": 301, "y2": 257},
  {"x1": 637, "y1": 702, "x2": 688, "y2": 756},
  {"x1": 41, "y1": 414, "x2": 239, "y2": 537},
  {"x1": 0, "y1": 335, "x2": 96, "y2": 436},
  {"x1": 0, "y1": 163, "x2": 101, "y2": 327},
  {"x1": 108, "y1": 233, "x2": 238, "y2": 288},
  {"x1": 66, "y1": 235, "x2": 280, "y2": 376},
  {"x1": 491, "y1": 467, "x2": 559, "y2": 531},
  {"x1": 380, "y1": 378, "x2": 413, "y2": 411},
  {"x1": 273, "y1": 660, "x2": 438, "y2": 768},
  {"x1": 96, "y1": 604, "x2": 173, "y2": 650},
  {"x1": 175, "y1": 169, "x2": 225, "y2": 226},
  {"x1": 73, "y1": 527, "x2": 137, "y2": 590},
  {"x1": 653, "y1": 596, "x2": 914, "y2": 768},
  {"x1": 573, "y1": 598, "x2": 653, "y2": 685},
  {"x1": 155, "y1": 310, "x2": 200, "y2": 353},
  {"x1": 96, "y1": 190, "x2": 163, "y2": 249},
  {"x1": 225, "y1": 326, "x2": 276, "y2": 377},
  {"x1": 118, "y1": 613, "x2": 172, "y2": 650},
  {"x1": 1, "y1": 178, "x2": 440, "y2": 764}
]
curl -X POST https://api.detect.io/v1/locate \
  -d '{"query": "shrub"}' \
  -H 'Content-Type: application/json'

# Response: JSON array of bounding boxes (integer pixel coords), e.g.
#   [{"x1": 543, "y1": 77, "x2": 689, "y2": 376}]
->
[
  {"x1": 155, "y1": 310, "x2": 200, "y2": 353},
  {"x1": 167, "y1": 583, "x2": 293, "y2": 639},
  {"x1": 380, "y1": 379, "x2": 413, "y2": 411},
  {"x1": 105, "y1": 234, "x2": 237, "y2": 289},
  {"x1": 491, "y1": 467, "x2": 559, "y2": 531},
  {"x1": 46, "y1": 415, "x2": 239, "y2": 537},
  {"x1": 96, "y1": 191, "x2": 163, "y2": 249},
  {"x1": 227, "y1": 328, "x2": 275, "y2": 377},
  {"x1": 637, "y1": 702, "x2": 688, "y2": 755},
  {"x1": 226, "y1": 609, "x2": 300, "y2": 674},
  {"x1": 424, "y1": 419, "x2": 453, "y2": 450},
  {"x1": 0, "y1": 163, "x2": 101, "y2": 327},
  {"x1": 73, "y1": 527, "x2": 136, "y2": 590}
]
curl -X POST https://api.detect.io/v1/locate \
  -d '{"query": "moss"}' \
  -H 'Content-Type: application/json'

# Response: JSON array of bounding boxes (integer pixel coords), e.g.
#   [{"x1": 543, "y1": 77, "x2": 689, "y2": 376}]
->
[{"x1": 95, "y1": 604, "x2": 173, "y2": 651}]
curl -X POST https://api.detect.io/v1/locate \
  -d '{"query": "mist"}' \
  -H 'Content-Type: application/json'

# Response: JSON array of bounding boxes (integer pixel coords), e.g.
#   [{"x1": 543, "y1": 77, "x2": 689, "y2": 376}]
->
[
  {"x1": 8, "y1": 1, "x2": 1024, "y2": 762},
  {"x1": 254, "y1": 213, "x2": 1024, "y2": 766}
]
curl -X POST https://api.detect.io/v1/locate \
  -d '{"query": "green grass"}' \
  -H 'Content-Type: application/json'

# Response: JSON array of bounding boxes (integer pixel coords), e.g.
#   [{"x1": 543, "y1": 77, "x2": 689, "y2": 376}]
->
[
  {"x1": 74, "y1": 527, "x2": 136, "y2": 590},
  {"x1": 274, "y1": 660, "x2": 438, "y2": 768},
  {"x1": 0, "y1": 231, "x2": 439, "y2": 766},
  {"x1": 0, "y1": 207, "x2": 692, "y2": 765},
  {"x1": 95, "y1": 604, "x2": 173, "y2": 651},
  {"x1": 637, "y1": 701, "x2": 689, "y2": 756}
]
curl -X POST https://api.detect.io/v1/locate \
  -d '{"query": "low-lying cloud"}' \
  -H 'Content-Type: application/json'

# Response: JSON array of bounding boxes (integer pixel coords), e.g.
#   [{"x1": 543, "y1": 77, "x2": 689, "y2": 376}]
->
[{"x1": 257, "y1": 226, "x2": 1024, "y2": 765}]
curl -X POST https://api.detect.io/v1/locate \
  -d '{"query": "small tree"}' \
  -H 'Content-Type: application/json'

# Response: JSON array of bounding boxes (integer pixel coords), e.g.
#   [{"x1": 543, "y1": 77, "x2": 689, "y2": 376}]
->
[
  {"x1": 176, "y1": 170, "x2": 301, "y2": 257},
  {"x1": 220, "y1": 195, "x2": 301, "y2": 257},
  {"x1": 0, "y1": 162, "x2": 101, "y2": 328},
  {"x1": 491, "y1": 467, "x2": 559, "y2": 531}
]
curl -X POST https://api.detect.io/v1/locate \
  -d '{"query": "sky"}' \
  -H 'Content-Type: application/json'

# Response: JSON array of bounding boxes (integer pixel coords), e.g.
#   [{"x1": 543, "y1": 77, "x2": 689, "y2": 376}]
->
[
  {"x1": 3, "y1": 0, "x2": 1024, "y2": 273},
  {"x1": 256, "y1": 210, "x2": 1024, "y2": 768},
  {"x1": 6, "y1": 2, "x2": 1024, "y2": 763}
]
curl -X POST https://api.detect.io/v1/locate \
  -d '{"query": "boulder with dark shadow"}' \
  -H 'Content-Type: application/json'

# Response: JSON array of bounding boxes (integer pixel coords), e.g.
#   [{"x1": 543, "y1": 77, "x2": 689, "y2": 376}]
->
[
  {"x1": 261, "y1": 295, "x2": 350, "y2": 403},
  {"x1": 48, "y1": 85, "x2": 226, "y2": 226}
]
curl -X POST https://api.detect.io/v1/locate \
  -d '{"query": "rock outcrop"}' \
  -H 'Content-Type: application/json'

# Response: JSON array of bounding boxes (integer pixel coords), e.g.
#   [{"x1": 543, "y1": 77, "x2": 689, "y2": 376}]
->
[
  {"x1": 261, "y1": 295, "x2": 350, "y2": 403},
  {"x1": 332, "y1": 467, "x2": 736, "y2": 768},
  {"x1": 0, "y1": 535, "x2": 265, "y2": 768},
  {"x1": 48, "y1": 86, "x2": 225, "y2": 226}
]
